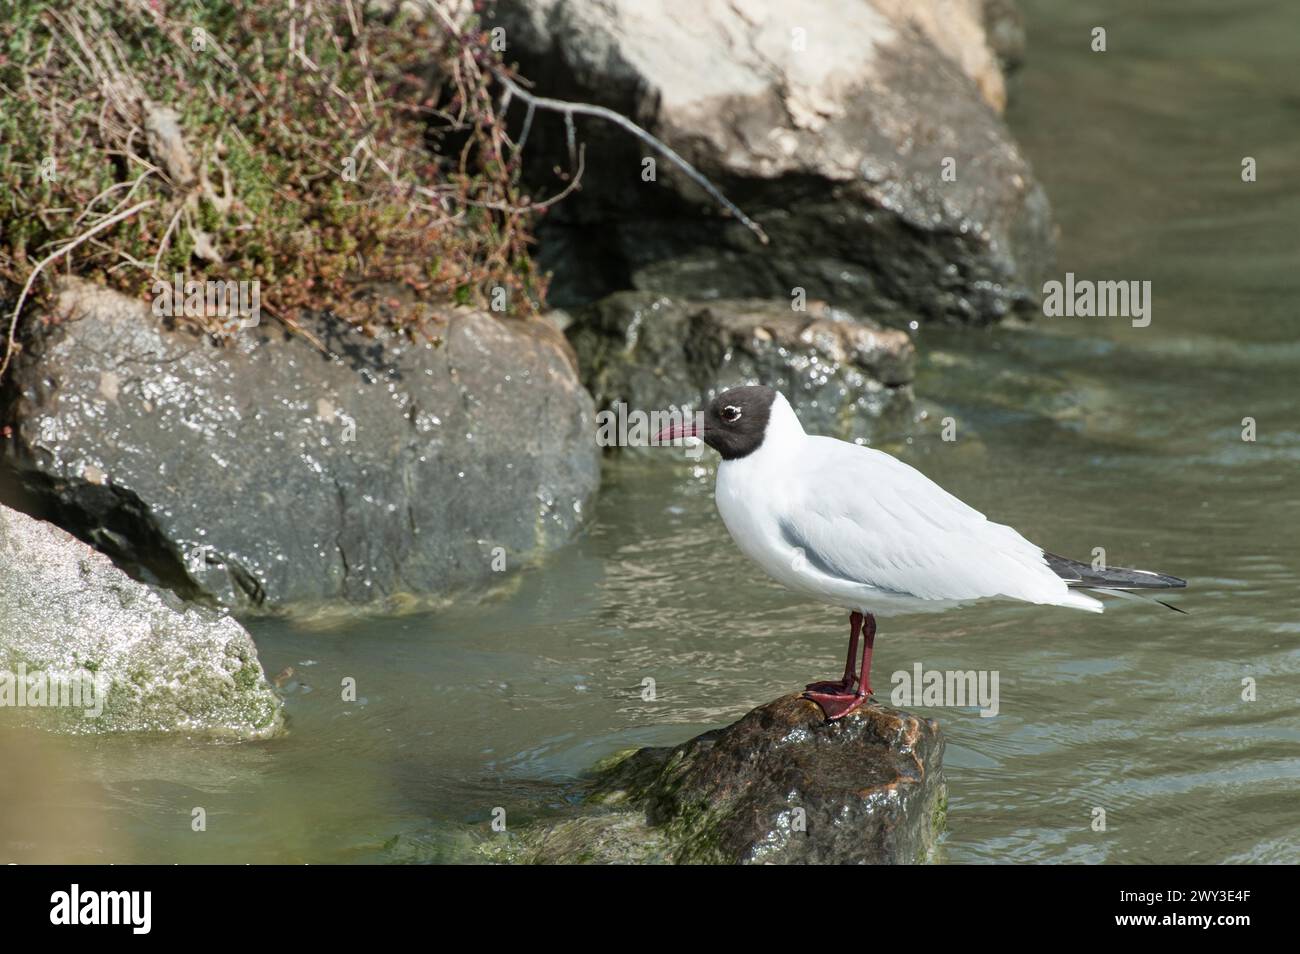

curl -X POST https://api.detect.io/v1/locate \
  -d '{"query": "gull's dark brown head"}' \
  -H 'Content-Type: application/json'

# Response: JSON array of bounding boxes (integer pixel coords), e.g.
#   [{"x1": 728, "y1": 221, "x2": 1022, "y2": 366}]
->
[{"x1": 654, "y1": 385, "x2": 778, "y2": 461}]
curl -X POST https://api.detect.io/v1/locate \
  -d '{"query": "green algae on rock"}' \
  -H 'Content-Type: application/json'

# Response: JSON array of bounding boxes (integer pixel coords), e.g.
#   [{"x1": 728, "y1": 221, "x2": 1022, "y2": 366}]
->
[
  {"x1": 0, "y1": 503, "x2": 282, "y2": 738},
  {"x1": 492, "y1": 693, "x2": 946, "y2": 864}
]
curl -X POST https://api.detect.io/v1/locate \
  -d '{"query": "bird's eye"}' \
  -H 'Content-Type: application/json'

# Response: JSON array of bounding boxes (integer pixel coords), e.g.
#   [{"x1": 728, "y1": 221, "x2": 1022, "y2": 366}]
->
[{"x1": 722, "y1": 405, "x2": 741, "y2": 423}]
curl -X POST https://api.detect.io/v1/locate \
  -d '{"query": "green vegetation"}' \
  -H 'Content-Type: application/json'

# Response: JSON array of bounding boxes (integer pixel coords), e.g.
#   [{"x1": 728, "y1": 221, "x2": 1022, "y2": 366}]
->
[{"x1": 0, "y1": 0, "x2": 548, "y2": 367}]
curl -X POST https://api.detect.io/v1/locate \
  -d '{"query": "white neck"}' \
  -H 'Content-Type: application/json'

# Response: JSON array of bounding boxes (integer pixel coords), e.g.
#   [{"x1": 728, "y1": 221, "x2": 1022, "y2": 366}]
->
[{"x1": 745, "y1": 392, "x2": 806, "y2": 465}]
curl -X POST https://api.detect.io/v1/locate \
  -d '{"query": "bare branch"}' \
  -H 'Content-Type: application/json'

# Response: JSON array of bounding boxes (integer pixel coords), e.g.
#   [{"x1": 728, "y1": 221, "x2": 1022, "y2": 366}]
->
[
  {"x1": 564, "y1": 110, "x2": 576, "y2": 168},
  {"x1": 1, "y1": 200, "x2": 156, "y2": 380},
  {"x1": 418, "y1": 0, "x2": 767, "y2": 244},
  {"x1": 491, "y1": 69, "x2": 769, "y2": 245},
  {"x1": 517, "y1": 99, "x2": 536, "y2": 153}
]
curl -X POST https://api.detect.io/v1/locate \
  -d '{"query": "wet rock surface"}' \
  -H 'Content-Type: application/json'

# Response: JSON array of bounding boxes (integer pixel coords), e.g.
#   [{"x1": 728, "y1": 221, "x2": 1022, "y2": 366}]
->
[
  {"x1": 488, "y1": 0, "x2": 1052, "y2": 324},
  {"x1": 0, "y1": 502, "x2": 282, "y2": 737},
  {"x1": 0, "y1": 279, "x2": 600, "y2": 612},
  {"x1": 496, "y1": 693, "x2": 946, "y2": 864},
  {"x1": 566, "y1": 292, "x2": 914, "y2": 443}
]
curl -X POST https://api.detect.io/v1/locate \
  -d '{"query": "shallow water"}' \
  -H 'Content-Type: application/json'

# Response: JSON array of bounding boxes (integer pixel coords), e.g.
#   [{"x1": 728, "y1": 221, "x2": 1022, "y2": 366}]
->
[{"x1": 6, "y1": 0, "x2": 1299, "y2": 863}]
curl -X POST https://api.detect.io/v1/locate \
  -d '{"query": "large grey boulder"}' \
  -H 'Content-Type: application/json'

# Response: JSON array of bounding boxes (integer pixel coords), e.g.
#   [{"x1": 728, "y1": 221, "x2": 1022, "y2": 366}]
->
[
  {"x1": 489, "y1": 0, "x2": 1051, "y2": 325},
  {"x1": 0, "y1": 279, "x2": 600, "y2": 612},
  {"x1": 486, "y1": 693, "x2": 946, "y2": 864},
  {"x1": 566, "y1": 292, "x2": 914, "y2": 444},
  {"x1": 0, "y1": 502, "x2": 282, "y2": 737}
]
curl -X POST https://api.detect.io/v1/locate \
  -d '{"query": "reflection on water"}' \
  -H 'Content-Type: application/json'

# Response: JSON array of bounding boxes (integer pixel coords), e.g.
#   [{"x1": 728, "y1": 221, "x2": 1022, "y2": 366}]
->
[{"x1": 3, "y1": 0, "x2": 1298, "y2": 864}]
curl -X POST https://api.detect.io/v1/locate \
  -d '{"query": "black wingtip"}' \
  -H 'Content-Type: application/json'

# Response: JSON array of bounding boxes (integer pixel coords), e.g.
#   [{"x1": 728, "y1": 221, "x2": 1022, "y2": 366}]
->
[
  {"x1": 1045, "y1": 552, "x2": 1187, "y2": 590},
  {"x1": 1156, "y1": 599, "x2": 1189, "y2": 615}
]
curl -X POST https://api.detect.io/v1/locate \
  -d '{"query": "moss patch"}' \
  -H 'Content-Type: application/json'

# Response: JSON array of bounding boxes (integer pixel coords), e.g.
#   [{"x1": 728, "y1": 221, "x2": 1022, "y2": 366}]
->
[{"x1": 0, "y1": 0, "x2": 547, "y2": 358}]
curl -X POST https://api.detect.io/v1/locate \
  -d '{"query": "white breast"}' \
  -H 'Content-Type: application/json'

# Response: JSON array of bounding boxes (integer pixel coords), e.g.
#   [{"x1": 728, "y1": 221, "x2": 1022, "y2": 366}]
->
[
  {"x1": 712, "y1": 395, "x2": 917, "y2": 613},
  {"x1": 715, "y1": 449, "x2": 952, "y2": 615}
]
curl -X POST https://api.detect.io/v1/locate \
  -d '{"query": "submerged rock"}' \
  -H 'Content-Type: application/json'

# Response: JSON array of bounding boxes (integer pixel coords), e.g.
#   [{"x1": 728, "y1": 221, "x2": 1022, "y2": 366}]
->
[
  {"x1": 0, "y1": 502, "x2": 282, "y2": 737},
  {"x1": 497, "y1": 693, "x2": 946, "y2": 864},
  {"x1": 0, "y1": 279, "x2": 600, "y2": 613},
  {"x1": 488, "y1": 0, "x2": 1052, "y2": 324},
  {"x1": 567, "y1": 292, "x2": 914, "y2": 444}
]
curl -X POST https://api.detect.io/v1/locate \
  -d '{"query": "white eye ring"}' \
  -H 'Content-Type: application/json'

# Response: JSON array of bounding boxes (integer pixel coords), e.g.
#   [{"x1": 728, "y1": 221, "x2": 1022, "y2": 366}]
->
[{"x1": 722, "y1": 405, "x2": 742, "y2": 423}]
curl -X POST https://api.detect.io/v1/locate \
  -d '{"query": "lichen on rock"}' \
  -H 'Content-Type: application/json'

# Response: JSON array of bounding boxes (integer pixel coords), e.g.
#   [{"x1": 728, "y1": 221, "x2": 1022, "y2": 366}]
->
[
  {"x1": 0, "y1": 502, "x2": 282, "y2": 738},
  {"x1": 0, "y1": 278, "x2": 600, "y2": 613}
]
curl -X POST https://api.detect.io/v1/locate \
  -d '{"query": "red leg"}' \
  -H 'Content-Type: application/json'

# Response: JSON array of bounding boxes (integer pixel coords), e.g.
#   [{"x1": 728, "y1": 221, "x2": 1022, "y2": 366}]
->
[
  {"x1": 858, "y1": 613, "x2": 876, "y2": 695},
  {"x1": 805, "y1": 611, "x2": 861, "y2": 693},
  {"x1": 804, "y1": 613, "x2": 876, "y2": 721}
]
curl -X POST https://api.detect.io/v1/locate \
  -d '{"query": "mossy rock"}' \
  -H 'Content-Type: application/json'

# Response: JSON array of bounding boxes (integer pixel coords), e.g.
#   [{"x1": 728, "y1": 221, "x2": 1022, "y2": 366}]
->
[
  {"x1": 507, "y1": 693, "x2": 947, "y2": 865},
  {"x1": 0, "y1": 502, "x2": 282, "y2": 738}
]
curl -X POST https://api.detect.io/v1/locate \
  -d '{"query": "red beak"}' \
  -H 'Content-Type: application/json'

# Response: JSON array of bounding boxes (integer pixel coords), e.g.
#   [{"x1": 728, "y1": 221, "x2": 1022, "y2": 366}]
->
[{"x1": 654, "y1": 420, "x2": 701, "y2": 444}]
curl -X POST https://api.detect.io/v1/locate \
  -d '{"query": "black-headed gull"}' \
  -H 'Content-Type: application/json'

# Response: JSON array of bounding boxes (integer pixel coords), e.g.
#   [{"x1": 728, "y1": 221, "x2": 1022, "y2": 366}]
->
[{"x1": 655, "y1": 385, "x2": 1186, "y2": 720}]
